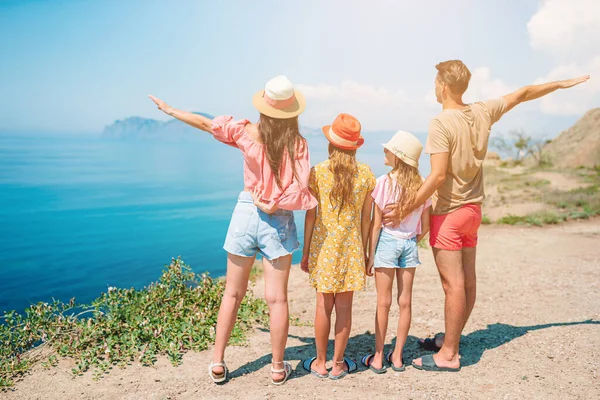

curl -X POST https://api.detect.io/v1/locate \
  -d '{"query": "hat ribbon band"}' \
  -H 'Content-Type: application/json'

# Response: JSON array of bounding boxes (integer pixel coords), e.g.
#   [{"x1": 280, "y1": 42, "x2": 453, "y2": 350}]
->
[
  {"x1": 329, "y1": 127, "x2": 359, "y2": 147},
  {"x1": 263, "y1": 92, "x2": 296, "y2": 109}
]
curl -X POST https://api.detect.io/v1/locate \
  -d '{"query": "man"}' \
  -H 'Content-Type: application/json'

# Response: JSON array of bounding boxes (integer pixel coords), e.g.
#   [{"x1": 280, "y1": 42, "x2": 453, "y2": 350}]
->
[{"x1": 389, "y1": 60, "x2": 589, "y2": 371}]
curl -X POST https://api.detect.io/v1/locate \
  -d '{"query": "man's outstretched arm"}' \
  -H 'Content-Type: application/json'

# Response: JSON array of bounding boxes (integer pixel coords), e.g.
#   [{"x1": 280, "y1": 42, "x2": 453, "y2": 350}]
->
[{"x1": 503, "y1": 75, "x2": 590, "y2": 113}]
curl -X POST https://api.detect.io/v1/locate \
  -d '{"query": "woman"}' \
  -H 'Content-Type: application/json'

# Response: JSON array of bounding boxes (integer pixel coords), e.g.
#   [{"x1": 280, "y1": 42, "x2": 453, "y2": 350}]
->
[{"x1": 149, "y1": 75, "x2": 317, "y2": 385}]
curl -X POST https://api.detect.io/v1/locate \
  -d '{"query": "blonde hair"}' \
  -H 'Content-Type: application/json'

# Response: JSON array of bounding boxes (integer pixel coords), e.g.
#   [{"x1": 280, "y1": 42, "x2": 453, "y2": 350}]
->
[
  {"x1": 328, "y1": 143, "x2": 357, "y2": 215},
  {"x1": 388, "y1": 156, "x2": 423, "y2": 225},
  {"x1": 435, "y1": 60, "x2": 472, "y2": 95}
]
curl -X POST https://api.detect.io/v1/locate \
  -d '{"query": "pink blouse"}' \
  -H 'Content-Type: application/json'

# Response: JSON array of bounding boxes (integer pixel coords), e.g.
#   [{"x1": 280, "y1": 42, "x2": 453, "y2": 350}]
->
[{"x1": 211, "y1": 115, "x2": 317, "y2": 211}]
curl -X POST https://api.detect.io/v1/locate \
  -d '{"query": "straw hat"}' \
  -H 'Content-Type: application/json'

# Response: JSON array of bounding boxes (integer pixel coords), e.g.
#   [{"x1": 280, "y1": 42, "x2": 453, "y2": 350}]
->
[
  {"x1": 322, "y1": 113, "x2": 364, "y2": 150},
  {"x1": 382, "y1": 130, "x2": 423, "y2": 168},
  {"x1": 252, "y1": 75, "x2": 306, "y2": 119}
]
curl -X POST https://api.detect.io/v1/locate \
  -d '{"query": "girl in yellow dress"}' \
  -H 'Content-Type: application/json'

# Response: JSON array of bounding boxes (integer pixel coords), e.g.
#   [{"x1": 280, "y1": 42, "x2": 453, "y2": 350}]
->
[{"x1": 301, "y1": 113, "x2": 376, "y2": 379}]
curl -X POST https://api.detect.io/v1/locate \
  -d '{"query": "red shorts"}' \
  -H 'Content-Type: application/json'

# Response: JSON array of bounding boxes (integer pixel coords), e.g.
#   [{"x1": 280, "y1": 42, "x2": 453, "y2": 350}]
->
[{"x1": 429, "y1": 204, "x2": 482, "y2": 251}]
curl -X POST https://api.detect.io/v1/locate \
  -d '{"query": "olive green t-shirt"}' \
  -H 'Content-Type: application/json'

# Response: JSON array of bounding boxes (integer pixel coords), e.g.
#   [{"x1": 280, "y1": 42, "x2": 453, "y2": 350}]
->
[{"x1": 425, "y1": 98, "x2": 507, "y2": 215}]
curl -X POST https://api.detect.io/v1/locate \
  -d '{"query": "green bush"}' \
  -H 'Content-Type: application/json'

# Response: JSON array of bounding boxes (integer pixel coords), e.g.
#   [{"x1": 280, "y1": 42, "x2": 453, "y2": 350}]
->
[
  {"x1": 481, "y1": 215, "x2": 492, "y2": 225},
  {"x1": 0, "y1": 258, "x2": 268, "y2": 389}
]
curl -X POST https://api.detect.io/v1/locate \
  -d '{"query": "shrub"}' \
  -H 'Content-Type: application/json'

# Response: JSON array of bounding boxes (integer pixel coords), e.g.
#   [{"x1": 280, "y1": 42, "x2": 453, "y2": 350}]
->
[{"x1": 0, "y1": 257, "x2": 268, "y2": 388}]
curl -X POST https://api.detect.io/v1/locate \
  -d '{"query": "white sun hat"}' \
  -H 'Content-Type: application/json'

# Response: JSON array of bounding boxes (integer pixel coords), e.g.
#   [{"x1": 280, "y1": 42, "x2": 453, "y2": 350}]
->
[
  {"x1": 382, "y1": 130, "x2": 423, "y2": 168},
  {"x1": 252, "y1": 75, "x2": 306, "y2": 119}
]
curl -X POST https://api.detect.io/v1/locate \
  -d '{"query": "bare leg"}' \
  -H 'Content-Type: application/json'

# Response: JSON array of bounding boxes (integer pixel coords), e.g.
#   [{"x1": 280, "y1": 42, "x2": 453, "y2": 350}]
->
[
  {"x1": 313, "y1": 292, "x2": 334, "y2": 375},
  {"x1": 372, "y1": 268, "x2": 395, "y2": 370},
  {"x1": 462, "y1": 247, "x2": 477, "y2": 330},
  {"x1": 212, "y1": 253, "x2": 255, "y2": 374},
  {"x1": 330, "y1": 291, "x2": 354, "y2": 376},
  {"x1": 262, "y1": 255, "x2": 292, "y2": 382},
  {"x1": 424, "y1": 246, "x2": 477, "y2": 349},
  {"x1": 391, "y1": 268, "x2": 415, "y2": 367},
  {"x1": 414, "y1": 249, "x2": 463, "y2": 369}
]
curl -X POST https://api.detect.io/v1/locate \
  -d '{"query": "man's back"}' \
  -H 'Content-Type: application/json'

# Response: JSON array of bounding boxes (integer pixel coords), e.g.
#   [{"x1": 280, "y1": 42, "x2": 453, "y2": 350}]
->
[{"x1": 425, "y1": 98, "x2": 506, "y2": 215}]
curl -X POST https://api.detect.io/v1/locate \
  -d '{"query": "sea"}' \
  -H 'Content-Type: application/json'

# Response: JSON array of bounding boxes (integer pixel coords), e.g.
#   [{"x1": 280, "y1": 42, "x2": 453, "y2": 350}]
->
[{"x1": 0, "y1": 131, "x2": 429, "y2": 314}]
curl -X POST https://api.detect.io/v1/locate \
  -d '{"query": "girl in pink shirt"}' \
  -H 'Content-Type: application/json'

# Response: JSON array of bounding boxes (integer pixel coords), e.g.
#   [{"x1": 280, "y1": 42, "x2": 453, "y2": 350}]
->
[
  {"x1": 149, "y1": 76, "x2": 316, "y2": 386},
  {"x1": 361, "y1": 131, "x2": 431, "y2": 374}
]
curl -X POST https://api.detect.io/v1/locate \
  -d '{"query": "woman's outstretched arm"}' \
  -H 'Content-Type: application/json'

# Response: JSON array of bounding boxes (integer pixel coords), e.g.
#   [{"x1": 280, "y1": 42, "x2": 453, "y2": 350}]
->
[{"x1": 148, "y1": 95, "x2": 213, "y2": 133}]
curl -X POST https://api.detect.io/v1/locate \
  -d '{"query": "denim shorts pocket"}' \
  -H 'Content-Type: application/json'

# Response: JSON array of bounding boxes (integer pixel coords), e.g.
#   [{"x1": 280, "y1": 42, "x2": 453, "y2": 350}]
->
[{"x1": 229, "y1": 208, "x2": 254, "y2": 238}]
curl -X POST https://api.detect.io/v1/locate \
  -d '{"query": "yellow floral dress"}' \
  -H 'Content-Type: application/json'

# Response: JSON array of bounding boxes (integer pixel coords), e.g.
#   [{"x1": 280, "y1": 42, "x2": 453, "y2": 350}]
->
[{"x1": 308, "y1": 161, "x2": 376, "y2": 293}]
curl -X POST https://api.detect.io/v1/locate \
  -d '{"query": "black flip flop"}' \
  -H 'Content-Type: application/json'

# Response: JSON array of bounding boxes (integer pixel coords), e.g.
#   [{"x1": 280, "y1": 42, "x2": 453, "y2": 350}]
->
[
  {"x1": 418, "y1": 334, "x2": 442, "y2": 352},
  {"x1": 412, "y1": 354, "x2": 461, "y2": 372},
  {"x1": 385, "y1": 350, "x2": 405, "y2": 372},
  {"x1": 361, "y1": 354, "x2": 387, "y2": 374}
]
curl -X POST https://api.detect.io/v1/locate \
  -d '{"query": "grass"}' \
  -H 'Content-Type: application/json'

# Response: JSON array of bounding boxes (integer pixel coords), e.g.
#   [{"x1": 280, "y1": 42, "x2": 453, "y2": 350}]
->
[
  {"x1": 497, "y1": 211, "x2": 567, "y2": 227},
  {"x1": 481, "y1": 215, "x2": 492, "y2": 225},
  {"x1": 0, "y1": 257, "x2": 269, "y2": 389}
]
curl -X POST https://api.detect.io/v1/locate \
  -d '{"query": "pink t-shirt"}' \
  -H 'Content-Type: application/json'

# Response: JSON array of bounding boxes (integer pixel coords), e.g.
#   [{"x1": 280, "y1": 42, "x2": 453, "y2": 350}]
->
[
  {"x1": 211, "y1": 115, "x2": 317, "y2": 211},
  {"x1": 372, "y1": 174, "x2": 432, "y2": 239}
]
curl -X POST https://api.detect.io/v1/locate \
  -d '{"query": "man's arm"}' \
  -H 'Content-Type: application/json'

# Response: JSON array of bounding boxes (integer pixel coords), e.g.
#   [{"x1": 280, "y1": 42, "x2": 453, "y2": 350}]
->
[
  {"x1": 503, "y1": 75, "x2": 590, "y2": 113},
  {"x1": 412, "y1": 153, "x2": 448, "y2": 213}
]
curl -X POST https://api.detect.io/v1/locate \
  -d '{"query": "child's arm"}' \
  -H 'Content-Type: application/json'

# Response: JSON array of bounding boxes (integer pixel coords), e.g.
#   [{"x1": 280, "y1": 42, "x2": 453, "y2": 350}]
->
[
  {"x1": 361, "y1": 191, "x2": 374, "y2": 253},
  {"x1": 301, "y1": 207, "x2": 317, "y2": 273},
  {"x1": 416, "y1": 205, "x2": 431, "y2": 243},
  {"x1": 367, "y1": 204, "x2": 383, "y2": 276}
]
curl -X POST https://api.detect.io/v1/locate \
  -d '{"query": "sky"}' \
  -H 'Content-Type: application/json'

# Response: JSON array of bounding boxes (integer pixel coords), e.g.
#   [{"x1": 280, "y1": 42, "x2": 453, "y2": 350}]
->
[{"x1": 0, "y1": 0, "x2": 599, "y2": 138}]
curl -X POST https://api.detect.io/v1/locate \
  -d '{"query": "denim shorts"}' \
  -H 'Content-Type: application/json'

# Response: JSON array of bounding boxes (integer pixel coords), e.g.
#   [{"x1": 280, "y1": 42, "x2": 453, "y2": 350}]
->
[
  {"x1": 373, "y1": 230, "x2": 420, "y2": 269},
  {"x1": 223, "y1": 192, "x2": 299, "y2": 261}
]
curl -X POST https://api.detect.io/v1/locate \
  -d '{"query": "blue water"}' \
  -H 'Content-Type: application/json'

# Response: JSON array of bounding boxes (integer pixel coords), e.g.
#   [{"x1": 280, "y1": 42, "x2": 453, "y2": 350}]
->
[{"x1": 0, "y1": 131, "x2": 429, "y2": 313}]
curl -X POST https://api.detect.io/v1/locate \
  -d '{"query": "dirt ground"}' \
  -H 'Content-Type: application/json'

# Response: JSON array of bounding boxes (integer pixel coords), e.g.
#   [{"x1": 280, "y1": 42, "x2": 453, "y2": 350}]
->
[{"x1": 3, "y1": 220, "x2": 600, "y2": 400}]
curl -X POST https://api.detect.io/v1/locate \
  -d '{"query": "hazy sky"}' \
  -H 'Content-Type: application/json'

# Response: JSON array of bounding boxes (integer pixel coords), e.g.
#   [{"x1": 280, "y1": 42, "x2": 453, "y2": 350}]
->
[{"x1": 1, "y1": 0, "x2": 598, "y2": 136}]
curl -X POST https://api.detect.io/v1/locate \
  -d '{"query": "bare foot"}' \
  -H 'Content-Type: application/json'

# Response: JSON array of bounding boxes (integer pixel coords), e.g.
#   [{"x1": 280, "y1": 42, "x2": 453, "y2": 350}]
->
[
  {"x1": 310, "y1": 359, "x2": 328, "y2": 376},
  {"x1": 369, "y1": 353, "x2": 385, "y2": 370},
  {"x1": 271, "y1": 361, "x2": 286, "y2": 383},
  {"x1": 330, "y1": 360, "x2": 348, "y2": 376},
  {"x1": 211, "y1": 363, "x2": 224, "y2": 376},
  {"x1": 412, "y1": 350, "x2": 460, "y2": 369}
]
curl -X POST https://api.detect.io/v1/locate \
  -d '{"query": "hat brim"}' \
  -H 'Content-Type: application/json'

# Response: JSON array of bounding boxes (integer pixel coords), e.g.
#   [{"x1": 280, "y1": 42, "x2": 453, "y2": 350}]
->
[
  {"x1": 322, "y1": 125, "x2": 364, "y2": 150},
  {"x1": 252, "y1": 89, "x2": 306, "y2": 119},
  {"x1": 382, "y1": 143, "x2": 419, "y2": 168}
]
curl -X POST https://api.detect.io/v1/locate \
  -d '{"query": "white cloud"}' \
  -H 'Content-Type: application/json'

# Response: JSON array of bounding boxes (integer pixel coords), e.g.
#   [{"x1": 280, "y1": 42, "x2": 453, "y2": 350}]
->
[
  {"x1": 296, "y1": 81, "x2": 435, "y2": 131},
  {"x1": 534, "y1": 56, "x2": 600, "y2": 115},
  {"x1": 298, "y1": 68, "x2": 518, "y2": 131},
  {"x1": 527, "y1": 0, "x2": 600, "y2": 60},
  {"x1": 464, "y1": 67, "x2": 516, "y2": 103}
]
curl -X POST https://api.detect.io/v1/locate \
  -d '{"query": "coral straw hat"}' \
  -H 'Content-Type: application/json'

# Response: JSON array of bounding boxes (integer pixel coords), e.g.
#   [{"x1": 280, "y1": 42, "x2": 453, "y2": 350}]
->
[
  {"x1": 322, "y1": 113, "x2": 364, "y2": 150},
  {"x1": 252, "y1": 75, "x2": 306, "y2": 119}
]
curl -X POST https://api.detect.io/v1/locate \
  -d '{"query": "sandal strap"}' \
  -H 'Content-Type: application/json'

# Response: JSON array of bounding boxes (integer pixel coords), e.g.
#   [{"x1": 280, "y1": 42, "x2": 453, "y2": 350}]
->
[
  {"x1": 271, "y1": 361, "x2": 290, "y2": 374},
  {"x1": 210, "y1": 361, "x2": 226, "y2": 368}
]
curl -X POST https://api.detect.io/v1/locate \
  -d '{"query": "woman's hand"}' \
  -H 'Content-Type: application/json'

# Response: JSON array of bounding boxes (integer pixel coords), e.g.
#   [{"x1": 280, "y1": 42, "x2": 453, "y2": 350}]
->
[
  {"x1": 251, "y1": 187, "x2": 278, "y2": 214},
  {"x1": 148, "y1": 95, "x2": 174, "y2": 115},
  {"x1": 300, "y1": 252, "x2": 309, "y2": 273}
]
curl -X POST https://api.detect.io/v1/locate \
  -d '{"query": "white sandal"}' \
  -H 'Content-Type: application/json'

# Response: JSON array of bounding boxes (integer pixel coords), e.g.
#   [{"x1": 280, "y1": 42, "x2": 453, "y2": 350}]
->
[
  {"x1": 208, "y1": 361, "x2": 228, "y2": 383},
  {"x1": 270, "y1": 360, "x2": 292, "y2": 386}
]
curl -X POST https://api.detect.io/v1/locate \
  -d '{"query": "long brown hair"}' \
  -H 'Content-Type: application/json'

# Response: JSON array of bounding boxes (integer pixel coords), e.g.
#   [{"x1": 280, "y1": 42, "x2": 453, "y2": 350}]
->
[
  {"x1": 328, "y1": 143, "x2": 357, "y2": 214},
  {"x1": 389, "y1": 156, "x2": 422, "y2": 225},
  {"x1": 258, "y1": 114, "x2": 306, "y2": 189}
]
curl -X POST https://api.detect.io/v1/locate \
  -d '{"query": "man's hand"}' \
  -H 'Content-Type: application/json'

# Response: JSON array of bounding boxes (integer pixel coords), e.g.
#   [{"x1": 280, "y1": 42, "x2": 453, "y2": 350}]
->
[
  {"x1": 559, "y1": 75, "x2": 590, "y2": 89},
  {"x1": 382, "y1": 205, "x2": 403, "y2": 228}
]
